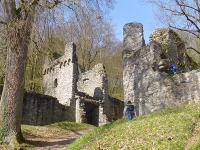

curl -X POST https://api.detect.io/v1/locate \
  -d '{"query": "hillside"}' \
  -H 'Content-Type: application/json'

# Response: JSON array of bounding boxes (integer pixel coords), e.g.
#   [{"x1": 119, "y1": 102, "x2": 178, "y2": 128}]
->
[{"x1": 65, "y1": 103, "x2": 200, "y2": 150}]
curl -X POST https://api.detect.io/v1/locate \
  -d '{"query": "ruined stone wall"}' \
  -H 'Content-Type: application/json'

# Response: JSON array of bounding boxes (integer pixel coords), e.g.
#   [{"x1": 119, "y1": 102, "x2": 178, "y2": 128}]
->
[
  {"x1": 109, "y1": 96, "x2": 124, "y2": 120},
  {"x1": 77, "y1": 64, "x2": 124, "y2": 125},
  {"x1": 0, "y1": 86, "x2": 72, "y2": 125},
  {"x1": 77, "y1": 64, "x2": 111, "y2": 125},
  {"x1": 75, "y1": 96, "x2": 100, "y2": 126},
  {"x1": 139, "y1": 70, "x2": 200, "y2": 115},
  {"x1": 123, "y1": 22, "x2": 200, "y2": 115},
  {"x1": 77, "y1": 64, "x2": 107, "y2": 99},
  {"x1": 43, "y1": 43, "x2": 78, "y2": 107},
  {"x1": 22, "y1": 92, "x2": 73, "y2": 125},
  {"x1": 123, "y1": 44, "x2": 156, "y2": 115},
  {"x1": 150, "y1": 29, "x2": 190, "y2": 72}
]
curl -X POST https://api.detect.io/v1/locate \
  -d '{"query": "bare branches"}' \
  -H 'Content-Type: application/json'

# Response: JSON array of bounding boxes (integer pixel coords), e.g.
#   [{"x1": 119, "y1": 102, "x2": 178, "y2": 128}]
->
[
  {"x1": 176, "y1": 0, "x2": 200, "y2": 33},
  {"x1": 147, "y1": 0, "x2": 200, "y2": 38},
  {"x1": 36, "y1": 0, "x2": 62, "y2": 9},
  {"x1": 177, "y1": 1, "x2": 199, "y2": 12},
  {"x1": 169, "y1": 25, "x2": 200, "y2": 38},
  {"x1": 187, "y1": 46, "x2": 200, "y2": 54},
  {"x1": 0, "y1": 20, "x2": 7, "y2": 25}
]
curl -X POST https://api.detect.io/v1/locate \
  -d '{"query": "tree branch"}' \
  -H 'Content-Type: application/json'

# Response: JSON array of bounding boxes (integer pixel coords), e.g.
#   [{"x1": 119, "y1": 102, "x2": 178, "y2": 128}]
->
[
  {"x1": 176, "y1": 0, "x2": 200, "y2": 33},
  {"x1": 0, "y1": 20, "x2": 7, "y2": 25},
  {"x1": 169, "y1": 25, "x2": 200, "y2": 38},
  {"x1": 161, "y1": 6, "x2": 200, "y2": 23},
  {"x1": 29, "y1": 0, "x2": 39, "y2": 6},
  {"x1": 178, "y1": 1, "x2": 199, "y2": 12},
  {"x1": 187, "y1": 46, "x2": 200, "y2": 55},
  {"x1": 37, "y1": 0, "x2": 62, "y2": 9},
  {"x1": 194, "y1": 0, "x2": 200, "y2": 11}
]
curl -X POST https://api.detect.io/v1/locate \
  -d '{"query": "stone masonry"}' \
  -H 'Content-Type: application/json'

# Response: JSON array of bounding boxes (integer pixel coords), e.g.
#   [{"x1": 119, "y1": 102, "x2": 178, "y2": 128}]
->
[
  {"x1": 43, "y1": 43, "x2": 78, "y2": 106},
  {"x1": 22, "y1": 92, "x2": 73, "y2": 125},
  {"x1": 123, "y1": 22, "x2": 200, "y2": 116},
  {"x1": 41, "y1": 42, "x2": 123, "y2": 126},
  {"x1": 76, "y1": 64, "x2": 115, "y2": 126}
]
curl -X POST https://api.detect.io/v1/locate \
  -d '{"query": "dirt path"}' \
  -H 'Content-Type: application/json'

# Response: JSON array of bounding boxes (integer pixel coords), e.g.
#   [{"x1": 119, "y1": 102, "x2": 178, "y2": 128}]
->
[
  {"x1": 25, "y1": 130, "x2": 88, "y2": 150},
  {"x1": 184, "y1": 120, "x2": 200, "y2": 150}
]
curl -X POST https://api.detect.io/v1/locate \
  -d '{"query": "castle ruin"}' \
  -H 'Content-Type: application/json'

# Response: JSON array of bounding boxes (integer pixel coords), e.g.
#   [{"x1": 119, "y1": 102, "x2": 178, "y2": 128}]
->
[
  {"x1": 123, "y1": 22, "x2": 200, "y2": 116},
  {"x1": 40, "y1": 42, "x2": 123, "y2": 126}
]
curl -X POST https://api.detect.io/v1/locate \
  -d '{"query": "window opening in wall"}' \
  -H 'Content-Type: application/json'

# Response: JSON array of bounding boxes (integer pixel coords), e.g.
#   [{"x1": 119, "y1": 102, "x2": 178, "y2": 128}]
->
[
  {"x1": 60, "y1": 62, "x2": 63, "y2": 68},
  {"x1": 47, "y1": 68, "x2": 49, "y2": 74},
  {"x1": 64, "y1": 60, "x2": 67, "y2": 66},
  {"x1": 54, "y1": 78, "x2": 58, "y2": 88},
  {"x1": 67, "y1": 59, "x2": 71, "y2": 65},
  {"x1": 43, "y1": 69, "x2": 46, "y2": 75}
]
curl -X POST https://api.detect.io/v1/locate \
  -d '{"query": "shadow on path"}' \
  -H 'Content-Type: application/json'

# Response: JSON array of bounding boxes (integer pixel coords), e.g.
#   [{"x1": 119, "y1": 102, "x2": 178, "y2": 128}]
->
[{"x1": 25, "y1": 130, "x2": 87, "y2": 150}]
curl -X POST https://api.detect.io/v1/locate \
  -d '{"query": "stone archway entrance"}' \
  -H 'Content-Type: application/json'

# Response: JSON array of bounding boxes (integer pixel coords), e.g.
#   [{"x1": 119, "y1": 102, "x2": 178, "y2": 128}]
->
[{"x1": 84, "y1": 102, "x2": 99, "y2": 126}]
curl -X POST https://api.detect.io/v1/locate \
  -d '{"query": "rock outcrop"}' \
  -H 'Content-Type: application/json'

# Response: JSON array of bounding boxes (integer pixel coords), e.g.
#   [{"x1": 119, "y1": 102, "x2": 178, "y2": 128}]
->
[{"x1": 123, "y1": 22, "x2": 200, "y2": 115}]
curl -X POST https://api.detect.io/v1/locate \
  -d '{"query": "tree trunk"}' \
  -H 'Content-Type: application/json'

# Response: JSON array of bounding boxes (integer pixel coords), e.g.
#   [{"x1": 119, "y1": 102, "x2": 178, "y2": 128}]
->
[{"x1": 0, "y1": 10, "x2": 34, "y2": 145}]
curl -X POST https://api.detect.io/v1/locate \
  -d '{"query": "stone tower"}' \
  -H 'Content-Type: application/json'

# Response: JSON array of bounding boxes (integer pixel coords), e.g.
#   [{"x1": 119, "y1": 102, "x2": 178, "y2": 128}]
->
[{"x1": 43, "y1": 42, "x2": 78, "y2": 106}]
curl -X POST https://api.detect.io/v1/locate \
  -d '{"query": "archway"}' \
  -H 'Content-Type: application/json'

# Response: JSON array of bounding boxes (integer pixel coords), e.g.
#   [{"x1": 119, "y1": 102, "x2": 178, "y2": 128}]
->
[{"x1": 85, "y1": 103, "x2": 99, "y2": 126}]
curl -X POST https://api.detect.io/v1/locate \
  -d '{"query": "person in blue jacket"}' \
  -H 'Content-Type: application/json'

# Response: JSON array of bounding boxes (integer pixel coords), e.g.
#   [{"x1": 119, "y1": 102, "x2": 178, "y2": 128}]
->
[
  {"x1": 123, "y1": 101, "x2": 135, "y2": 120},
  {"x1": 170, "y1": 64, "x2": 177, "y2": 74}
]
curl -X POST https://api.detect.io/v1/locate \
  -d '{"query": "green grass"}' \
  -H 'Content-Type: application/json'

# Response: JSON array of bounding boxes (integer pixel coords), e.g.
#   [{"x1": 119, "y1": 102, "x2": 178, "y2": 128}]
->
[
  {"x1": 190, "y1": 143, "x2": 200, "y2": 150},
  {"x1": 65, "y1": 103, "x2": 200, "y2": 150},
  {"x1": 45, "y1": 121, "x2": 95, "y2": 131},
  {"x1": 22, "y1": 121, "x2": 95, "y2": 138},
  {"x1": 65, "y1": 119, "x2": 128, "y2": 150}
]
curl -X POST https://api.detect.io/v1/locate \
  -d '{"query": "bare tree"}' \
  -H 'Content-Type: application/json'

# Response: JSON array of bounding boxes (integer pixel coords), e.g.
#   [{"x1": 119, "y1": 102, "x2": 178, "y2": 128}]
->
[
  {"x1": 147, "y1": 0, "x2": 200, "y2": 38},
  {"x1": 65, "y1": 13, "x2": 116, "y2": 71},
  {"x1": 0, "y1": 0, "x2": 113, "y2": 146}
]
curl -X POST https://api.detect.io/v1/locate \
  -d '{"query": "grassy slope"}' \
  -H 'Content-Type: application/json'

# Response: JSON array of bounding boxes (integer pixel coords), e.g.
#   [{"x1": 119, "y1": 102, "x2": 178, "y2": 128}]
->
[{"x1": 65, "y1": 103, "x2": 200, "y2": 150}]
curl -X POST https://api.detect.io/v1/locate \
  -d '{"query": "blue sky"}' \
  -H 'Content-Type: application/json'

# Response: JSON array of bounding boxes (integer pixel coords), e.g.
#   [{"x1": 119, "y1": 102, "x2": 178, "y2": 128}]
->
[{"x1": 110, "y1": 0, "x2": 164, "y2": 43}]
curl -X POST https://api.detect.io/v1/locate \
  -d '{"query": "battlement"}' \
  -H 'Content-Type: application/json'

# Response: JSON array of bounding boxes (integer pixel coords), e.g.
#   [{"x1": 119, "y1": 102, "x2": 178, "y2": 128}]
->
[
  {"x1": 43, "y1": 42, "x2": 78, "y2": 106},
  {"x1": 43, "y1": 43, "x2": 77, "y2": 75}
]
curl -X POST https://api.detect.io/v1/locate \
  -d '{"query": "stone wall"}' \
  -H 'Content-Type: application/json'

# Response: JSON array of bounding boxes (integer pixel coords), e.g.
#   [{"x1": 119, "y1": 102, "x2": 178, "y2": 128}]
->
[
  {"x1": 149, "y1": 28, "x2": 190, "y2": 72},
  {"x1": 109, "y1": 96, "x2": 124, "y2": 120},
  {"x1": 139, "y1": 70, "x2": 200, "y2": 115},
  {"x1": 173, "y1": 29, "x2": 200, "y2": 67},
  {"x1": 123, "y1": 22, "x2": 200, "y2": 115},
  {"x1": 21, "y1": 90, "x2": 123, "y2": 126},
  {"x1": 75, "y1": 96, "x2": 100, "y2": 126},
  {"x1": 0, "y1": 88, "x2": 74, "y2": 125},
  {"x1": 22, "y1": 92, "x2": 73, "y2": 125},
  {"x1": 77, "y1": 64, "x2": 112, "y2": 125},
  {"x1": 77, "y1": 64, "x2": 107, "y2": 100},
  {"x1": 43, "y1": 42, "x2": 78, "y2": 106},
  {"x1": 77, "y1": 64, "x2": 124, "y2": 125}
]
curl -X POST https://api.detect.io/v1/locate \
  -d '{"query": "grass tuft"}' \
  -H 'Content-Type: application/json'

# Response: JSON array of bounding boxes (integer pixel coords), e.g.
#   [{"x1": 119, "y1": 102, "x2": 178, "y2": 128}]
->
[{"x1": 45, "y1": 121, "x2": 94, "y2": 131}]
